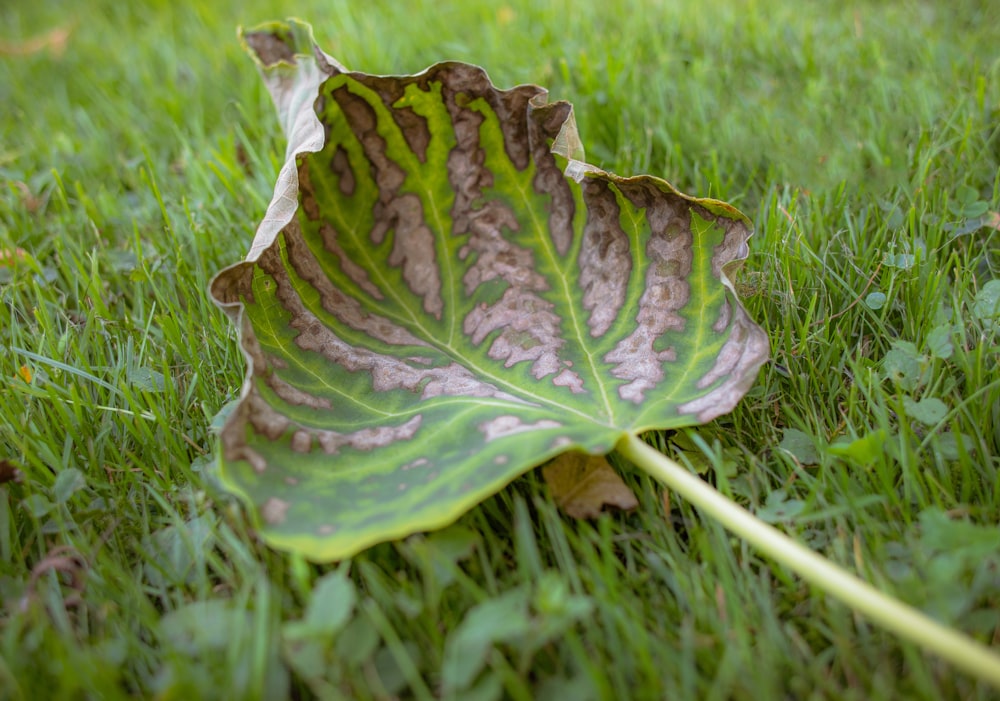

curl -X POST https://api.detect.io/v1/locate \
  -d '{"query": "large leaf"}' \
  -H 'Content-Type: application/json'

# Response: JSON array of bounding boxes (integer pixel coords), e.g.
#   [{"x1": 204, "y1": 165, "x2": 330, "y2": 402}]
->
[{"x1": 210, "y1": 19, "x2": 769, "y2": 560}]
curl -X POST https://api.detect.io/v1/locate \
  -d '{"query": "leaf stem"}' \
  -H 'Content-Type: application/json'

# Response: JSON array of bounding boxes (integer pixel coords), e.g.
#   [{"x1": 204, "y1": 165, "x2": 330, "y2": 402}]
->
[{"x1": 617, "y1": 432, "x2": 1000, "y2": 690}]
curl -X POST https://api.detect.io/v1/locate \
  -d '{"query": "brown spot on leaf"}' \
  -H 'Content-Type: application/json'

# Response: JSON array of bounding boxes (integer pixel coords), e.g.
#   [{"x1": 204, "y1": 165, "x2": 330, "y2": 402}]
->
[
  {"x1": 402, "y1": 458, "x2": 429, "y2": 471},
  {"x1": 713, "y1": 300, "x2": 732, "y2": 333},
  {"x1": 479, "y1": 415, "x2": 561, "y2": 442},
  {"x1": 391, "y1": 104, "x2": 431, "y2": 163},
  {"x1": 464, "y1": 285, "x2": 566, "y2": 381},
  {"x1": 316, "y1": 415, "x2": 423, "y2": 454},
  {"x1": 299, "y1": 165, "x2": 321, "y2": 220},
  {"x1": 579, "y1": 178, "x2": 631, "y2": 336},
  {"x1": 331, "y1": 85, "x2": 407, "y2": 196},
  {"x1": 244, "y1": 393, "x2": 291, "y2": 440},
  {"x1": 315, "y1": 223, "x2": 387, "y2": 302},
  {"x1": 266, "y1": 372, "x2": 332, "y2": 411},
  {"x1": 326, "y1": 84, "x2": 444, "y2": 317},
  {"x1": 262, "y1": 497, "x2": 290, "y2": 525},
  {"x1": 331, "y1": 145, "x2": 356, "y2": 195},
  {"x1": 678, "y1": 310, "x2": 769, "y2": 422},
  {"x1": 238, "y1": 446, "x2": 268, "y2": 474},
  {"x1": 254, "y1": 234, "x2": 520, "y2": 402},
  {"x1": 527, "y1": 99, "x2": 577, "y2": 256},
  {"x1": 256, "y1": 237, "x2": 523, "y2": 402},
  {"x1": 385, "y1": 194, "x2": 444, "y2": 317},
  {"x1": 707, "y1": 210, "x2": 753, "y2": 279},
  {"x1": 291, "y1": 430, "x2": 312, "y2": 453},
  {"x1": 604, "y1": 180, "x2": 692, "y2": 402},
  {"x1": 243, "y1": 30, "x2": 296, "y2": 65},
  {"x1": 552, "y1": 368, "x2": 585, "y2": 393}
]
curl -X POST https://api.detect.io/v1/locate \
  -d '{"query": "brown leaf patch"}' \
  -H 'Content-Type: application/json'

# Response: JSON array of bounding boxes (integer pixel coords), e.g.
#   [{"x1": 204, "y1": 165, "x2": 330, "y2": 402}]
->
[{"x1": 543, "y1": 452, "x2": 638, "y2": 519}]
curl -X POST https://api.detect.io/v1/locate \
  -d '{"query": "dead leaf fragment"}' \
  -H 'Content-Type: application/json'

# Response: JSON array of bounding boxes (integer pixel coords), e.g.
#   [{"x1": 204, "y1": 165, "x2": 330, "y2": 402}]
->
[
  {"x1": 0, "y1": 25, "x2": 72, "y2": 58},
  {"x1": 0, "y1": 459, "x2": 23, "y2": 484},
  {"x1": 13, "y1": 182, "x2": 43, "y2": 213},
  {"x1": 543, "y1": 452, "x2": 639, "y2": 519},
  {"x1": 20, "y1": 545, "x2": 87, "y2": 612},
  {"x1": 0, "y1": 248, "x2": 28, "y2": 267}
]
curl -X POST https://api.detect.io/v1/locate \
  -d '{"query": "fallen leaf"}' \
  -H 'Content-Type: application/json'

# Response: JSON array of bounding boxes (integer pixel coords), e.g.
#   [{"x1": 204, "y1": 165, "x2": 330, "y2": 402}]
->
[
  {"x1": 543, "y1": 452, "x2": 638, "y2": 519},
  {"x1": 209, "y1": 19, "x2": 768, "y2": 559}
]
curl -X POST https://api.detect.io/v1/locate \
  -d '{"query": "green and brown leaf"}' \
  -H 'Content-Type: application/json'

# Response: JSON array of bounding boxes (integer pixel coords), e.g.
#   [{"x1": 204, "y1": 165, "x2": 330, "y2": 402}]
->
[{"x1": 210, "y1": 19, "x2": 769, "y2": 560}]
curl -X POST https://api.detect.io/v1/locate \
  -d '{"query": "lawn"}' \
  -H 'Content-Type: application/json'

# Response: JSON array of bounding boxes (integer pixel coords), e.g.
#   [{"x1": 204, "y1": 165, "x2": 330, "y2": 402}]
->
[{"x1": 1, "y1": 0, "x2": 999, "y2": 699}]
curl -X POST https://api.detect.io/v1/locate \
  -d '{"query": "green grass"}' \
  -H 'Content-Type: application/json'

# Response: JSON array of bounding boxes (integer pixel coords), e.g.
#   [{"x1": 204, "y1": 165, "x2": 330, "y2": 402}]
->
[{"x1": 1, "y1": 0, "x2": 998, "y2": 698}]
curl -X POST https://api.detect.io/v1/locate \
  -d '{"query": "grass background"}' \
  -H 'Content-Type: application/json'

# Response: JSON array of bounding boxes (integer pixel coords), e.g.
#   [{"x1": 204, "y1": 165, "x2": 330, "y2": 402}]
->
[{"x1": 1, "y1": 0, "x2": 999, "y2": 698}]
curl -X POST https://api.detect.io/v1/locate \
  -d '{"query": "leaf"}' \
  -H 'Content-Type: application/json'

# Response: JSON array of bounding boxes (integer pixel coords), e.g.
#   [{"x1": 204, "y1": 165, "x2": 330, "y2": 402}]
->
[
  {"x1": 756, "y1": 489, "x2": 806, "y2": 524},
  {"x1": 128, "y1": 366, "x2": 165, "y2": 393},
  {"x1": 881, "y1": 341, "x2": 925, "y2": 391},
  {"x1": 825, "y1": 429, "x2": 888, "y2": 465},
  {"x1": 778, "y1": 428, "x2": 820, "y2": 466},
  {"x1": 403, "y1": 524, "x2": 479, "y2": 589},
  {"x1": 864, "y1": 291, "x2": 886, "y2": 310},
  {"x1": 210, "y1": 19, "x2": 769, "y2": 560},
  {"x1": 902, "y1": 396, "x2": 948, "y2": 426},
  {"x1": 21, "y1": 494, "x2": 53, "y2": 518},
  {"x1": 52, "y1": 468, "x2": 86, "y2": 503},
  {"x1": 443, "y1": 570, "x2": 594, "y2": 695},
  {"x1": 542, "y1": 452, "x2": 638, "y2": 518},
  {"x1": 441, "y1": 586, "x2": 533, "y2": 693},
  {"x1": 159, "y1": 600, "x2": 246, "y2": 654},
  {"x1": 142, "y1": 516, "x2": 215, "y2": 587},
  {"x1": 884, "y1": 253, "x2": 916, "y2": 270},
  {"x1": 933, "y1": 432, "x2": 976, "y2": 461},
  {"x1": 333, "y1": 615, "x2": 380, "y2": 666},
  {"x1": 925, "y1": 323, "x2": 954, "y2": 360},
  {"x1": 283, "y1": 567, "x2": 356, "y2": 640},
  {"x1": 972, "y1": 279, "x2": 1000, "y2": 321}
]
